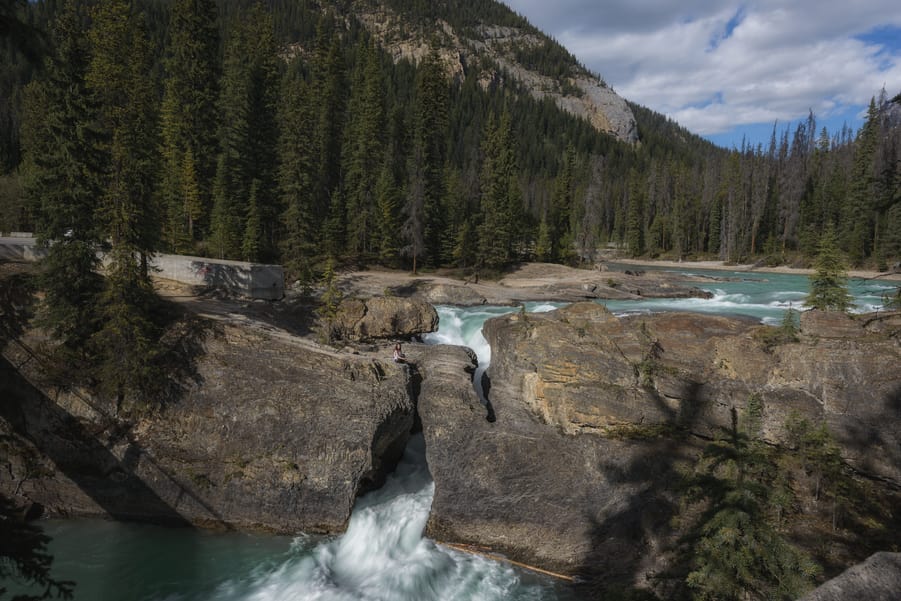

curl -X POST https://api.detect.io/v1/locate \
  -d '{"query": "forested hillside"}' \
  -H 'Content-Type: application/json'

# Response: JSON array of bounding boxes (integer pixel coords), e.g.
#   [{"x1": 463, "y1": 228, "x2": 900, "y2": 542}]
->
[{"x1": 1, "y1": 0, "x2": 899, "y2": 279}]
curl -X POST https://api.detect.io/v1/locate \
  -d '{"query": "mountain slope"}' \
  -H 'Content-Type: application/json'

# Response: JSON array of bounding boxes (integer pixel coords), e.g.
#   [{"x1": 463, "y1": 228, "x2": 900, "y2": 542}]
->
[{"x1": 349, "y1": 0, "x2": 638, "y2": 143}]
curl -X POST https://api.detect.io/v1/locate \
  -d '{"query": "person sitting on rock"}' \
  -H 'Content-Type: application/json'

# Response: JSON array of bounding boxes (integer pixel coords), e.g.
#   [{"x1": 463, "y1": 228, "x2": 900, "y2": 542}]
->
[{"x1": 393, "y1": 343, "x2": 406, "y2": 363}]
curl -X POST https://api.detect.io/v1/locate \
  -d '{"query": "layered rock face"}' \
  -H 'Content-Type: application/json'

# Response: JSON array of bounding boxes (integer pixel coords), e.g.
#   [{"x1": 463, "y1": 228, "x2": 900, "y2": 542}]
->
[
  {"x1": 484, "y1": 303, "x2": 901, "y2": 484},
  {"x1": 1, "y1": 323, "x2": 415, "y2": 534},
  {"x1": 419, "y1": 303, "x2": 900, "y2": 579}
]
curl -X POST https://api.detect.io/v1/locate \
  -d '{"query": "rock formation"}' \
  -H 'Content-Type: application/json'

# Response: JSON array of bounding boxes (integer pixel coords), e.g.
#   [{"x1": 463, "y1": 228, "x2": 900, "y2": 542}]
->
[
  {"x1": 1, "y1": 322, "x2": 415, "y2": 534},
  {"x1": 800, "y1": 552, "x2": 901, "y2": 601},
  {"x1": 332, "y1": 296, "x2": 439, "y2": 342},
  {"x1": 483, "y1": 303, "x2": 901, "y2": 484},
  {"x1": 417, "y1": 302, "x2": 900, "y2": 584}
]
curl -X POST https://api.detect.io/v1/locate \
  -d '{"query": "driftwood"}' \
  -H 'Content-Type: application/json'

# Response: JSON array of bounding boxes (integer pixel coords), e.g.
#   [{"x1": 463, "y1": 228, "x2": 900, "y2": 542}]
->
[{"x1": 437, "y1": 541, "x2": 576, "y2": 582}]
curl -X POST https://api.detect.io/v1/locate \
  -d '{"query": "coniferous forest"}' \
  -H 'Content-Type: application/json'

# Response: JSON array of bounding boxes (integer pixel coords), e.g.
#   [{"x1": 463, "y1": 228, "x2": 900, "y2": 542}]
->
[{"x1": 1, "y1": 0, "x2": 900, "y2": 280}]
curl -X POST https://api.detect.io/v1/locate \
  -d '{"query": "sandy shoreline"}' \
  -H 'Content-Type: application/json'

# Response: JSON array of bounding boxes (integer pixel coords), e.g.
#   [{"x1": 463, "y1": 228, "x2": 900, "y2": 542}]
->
[{"x1": 609, "y1": 258, "x2": 901, "y2": 282}]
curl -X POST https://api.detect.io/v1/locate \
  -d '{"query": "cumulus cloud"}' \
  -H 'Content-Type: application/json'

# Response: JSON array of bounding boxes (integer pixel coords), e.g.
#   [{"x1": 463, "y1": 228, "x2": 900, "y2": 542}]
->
[{"x1": 505, "y1": 0, "x2": 901, "y2": 137}]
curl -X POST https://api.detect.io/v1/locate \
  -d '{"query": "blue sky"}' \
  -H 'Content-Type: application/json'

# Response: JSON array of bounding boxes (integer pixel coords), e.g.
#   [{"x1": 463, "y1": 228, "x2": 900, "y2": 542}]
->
[{"x1": 504, "y1": 1, "x2": 901, "y2": 148}]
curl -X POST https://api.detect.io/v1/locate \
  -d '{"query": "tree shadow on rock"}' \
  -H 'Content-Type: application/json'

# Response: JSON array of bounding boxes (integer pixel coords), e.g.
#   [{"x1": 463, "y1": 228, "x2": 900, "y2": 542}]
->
[{"x1": 575, "y1": 343, "x2": 710, "y2": 599}]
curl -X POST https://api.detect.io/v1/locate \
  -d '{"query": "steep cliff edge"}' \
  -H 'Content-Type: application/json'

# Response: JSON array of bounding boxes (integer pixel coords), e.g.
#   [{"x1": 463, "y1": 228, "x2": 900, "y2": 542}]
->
[
  {"x1": 1, "y1": 317, "x2": 419, "y2": 534},
  {"x1": 418, "y1": 302, "x2": 900, "y2": 587},
  {"x1": 483, "y1": 303, "x2": 901, "y2": 484}
]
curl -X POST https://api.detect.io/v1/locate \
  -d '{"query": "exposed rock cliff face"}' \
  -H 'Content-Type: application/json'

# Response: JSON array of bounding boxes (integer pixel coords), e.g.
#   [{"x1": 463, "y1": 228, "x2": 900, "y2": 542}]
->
[
  {"x1": 416, "y1": 340, "x2": 678, "y2": 579},
  {"x1": 1, "y1": 323, "x2": 415, "y2": 534},
  {"x1": 417, "y1": 303, "x2": 900, "y2": 583},
  {"x1": 483, "y1": 303, "x2": 901, "y2": 484},
  {"x1": 353, "y1": 3, "x2": 638, "y2": 143}
]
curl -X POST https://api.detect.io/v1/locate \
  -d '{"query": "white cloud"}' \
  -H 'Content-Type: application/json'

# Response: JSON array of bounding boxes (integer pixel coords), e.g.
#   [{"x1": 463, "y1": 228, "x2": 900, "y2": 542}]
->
[{"x1": 504, "y1": 0, "x2": 901, "y2": 137}]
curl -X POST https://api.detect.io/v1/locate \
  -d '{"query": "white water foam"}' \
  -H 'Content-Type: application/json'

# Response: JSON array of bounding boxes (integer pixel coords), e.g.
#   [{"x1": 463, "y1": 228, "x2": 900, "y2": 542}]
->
[
  {"x1": 200, "y1": 308, "x2": 569, "y2": 601},
  {"x1": 207, "y1": 435, "x2": 556, "y2": 601}
]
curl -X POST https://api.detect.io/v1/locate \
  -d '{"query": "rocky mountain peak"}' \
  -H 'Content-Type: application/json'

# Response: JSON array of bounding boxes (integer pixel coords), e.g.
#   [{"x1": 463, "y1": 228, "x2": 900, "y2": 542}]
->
[{"x1": 351, "y1": 0, "x2": 638, "y2": 143}]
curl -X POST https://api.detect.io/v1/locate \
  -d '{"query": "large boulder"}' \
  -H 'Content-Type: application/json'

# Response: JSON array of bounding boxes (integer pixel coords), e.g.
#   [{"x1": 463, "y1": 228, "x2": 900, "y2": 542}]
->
[
  {"x1": 1, "y1": 322, "x2": 414, "y2": 534},
  {"x1": 416, "y1": 343, "x2": 677, "y2": 581},
  {"x1": 483, "y1": 303, "x2": 901, "y2": 484},
  {"x1": 333, "y1": 296, "x2": 438, "y2": 342},
  {"x1": 799, "y1": 552, "x2": 901, "y2": 601},
  {"x1": 417, "y1": 303, "x2": 901, "y2": 584}
]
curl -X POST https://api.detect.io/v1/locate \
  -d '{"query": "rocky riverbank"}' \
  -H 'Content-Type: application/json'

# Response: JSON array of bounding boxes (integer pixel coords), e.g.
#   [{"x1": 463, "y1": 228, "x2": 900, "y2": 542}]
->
[{"x1": 3, "y1": 260, "x2": 900, "y2": 597}]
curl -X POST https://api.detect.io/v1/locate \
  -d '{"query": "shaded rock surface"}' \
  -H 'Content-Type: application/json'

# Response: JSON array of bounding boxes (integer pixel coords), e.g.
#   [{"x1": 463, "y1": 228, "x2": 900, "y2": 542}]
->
[
  {"x1": 1, "y1": 323, "x2": 414, "y2": 534},
  {"x1": 799, "y1": 552, "x2": 901, "y2": 601},
  {"x1": 417, "y1": 303, "x2": 900, "y2": 584},
  {"x1": 416, "y1": 343, "x2": 677, "y2": 580},
  {"x1": 484, "y1": 303, "x2": 901, "y2": 484}
]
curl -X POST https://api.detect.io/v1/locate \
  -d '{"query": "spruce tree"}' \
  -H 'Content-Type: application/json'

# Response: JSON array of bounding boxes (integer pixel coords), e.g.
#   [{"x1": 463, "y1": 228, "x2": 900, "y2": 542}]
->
[
  {"x1": 806, "y1": 226, "x2": 853, "y2": 312},
  {"x1": 478, "y1": 107, "x2": 520, "y2": 269},
  {"x1": 375, "y1": 156, "x2": 402, "y2": 264},
  {"x1": 343, "y1": 39, "x2": 386, "y2": 260},
  {"x1": 278, "y1": 67, "x2": 318, "y2": 277},
  {"x1": 22, "y1": 1, "x2": 104, "y2": 354},
  {"x1": 626, "y1": 169, "x2": 644, "y2": 257},
  {"x1": 844, "y1": 98, "x2": 878, "y2": 264},
  {"x1": 682, "y1": 407, "x2": 820, "y2": 601},
  {"x1": 405, "y1": 49, "x2": 448, "y2": 268},
  {"x1": 86, "y1": 0, "x2": 163, "y2": 409},
  {"x1": 214, "y1": 4, "x2": 279, "y2": 261},
  {"x1": 159, "y1": 0, "x2": 219, "y2": 250}
]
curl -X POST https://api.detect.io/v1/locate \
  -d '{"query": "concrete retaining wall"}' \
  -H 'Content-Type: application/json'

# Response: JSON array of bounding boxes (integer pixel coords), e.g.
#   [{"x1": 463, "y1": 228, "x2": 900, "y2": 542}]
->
[
  {"x1": 151, "y1": 253, "x2": 284, "y2": 300},
  {"x1": 0, "y1": 237, "x2": 284, "y2": 300}
]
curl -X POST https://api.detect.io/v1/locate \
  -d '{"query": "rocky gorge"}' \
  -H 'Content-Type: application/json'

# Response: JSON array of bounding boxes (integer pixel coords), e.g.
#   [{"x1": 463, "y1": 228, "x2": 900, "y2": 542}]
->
[{"x1": 2, "y1": 262, "x2": 900, "y2": 597}]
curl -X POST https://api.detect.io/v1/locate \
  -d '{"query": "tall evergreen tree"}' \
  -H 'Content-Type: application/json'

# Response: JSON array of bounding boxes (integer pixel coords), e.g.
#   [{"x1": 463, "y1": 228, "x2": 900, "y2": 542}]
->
[
  {"x1": 311, "y1": 22, "x2": 347, "y2": 251},
  {"x1": 405, "y1": 49, "x2": 448, "y2": 268},
  {"x1": 550, "y1": 144, "x2": 576, "y2": 261},
  {"x1": 682, "y1": 407, "x2": 820, "y2": 601},
  {"x1": 844, "y1": 98, "x2": 879, "y2": 264},
  {"x1": 343, "y1": 39, "x2": 386, "y2": 259},
  {"x1": 278, "y1": 66, "x2": 317, "y2": 277},
  {"x1": 212, "y1": 4, "x2": 279, "y2": 261},
  {"x1": 477, "y1": 107, "x2": 521, "y2": 268},
  {"x1": 159, "y1": 0, "x2": 219, "y2": 251},
  {"x1": 22, "y1": 0, "x2": 104, "y2": 354},
  {"x1": 86, "y1": 0, "x2": 163, "y2": 408}
]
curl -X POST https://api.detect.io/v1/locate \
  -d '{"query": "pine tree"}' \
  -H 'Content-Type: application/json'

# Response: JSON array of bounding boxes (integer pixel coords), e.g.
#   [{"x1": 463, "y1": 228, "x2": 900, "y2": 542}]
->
[
  {"x1": 682, "y1": 407, "x2": 820, "y2": 601},
  {"x1": 844, "y1": 98, "x2": 878, "y2": 264},
  {"x1": 312, "y1": 23, "x2": 347, "y2": 249},
  {"x1": 159, "y1": 0, "x2": 219, "y2": 250},
  {"x1": 550, "y1": 144, "x2": 575, "y2": 261},
  {"x1": 214, "y1": 4, "x2": 279, "y2": 261},
  {"x1": 242, "y1": 179, "x2": 262, "y2": 262},
  {"x1": 278, "y1": 67, "x2": 318, "y2": 277},
  {"x1": 626, "y1": 169, "x2": 644, "y2": 257},
  {"x1": 375, "y1": 156, "x2": 402, "y2": 264},
  {"x1": 209, "y1": 153, "x2": 241, "y2": 259},
  {"x1": 316, "y1": 258, "x2": 343, "y2": 343},
  {"x1": 343, "y1": 39, "x2": 386, "y2": 259},
  {"x1": 806, "y1": 226, "x2": 853, "y2": 312},
  {"x1": 86, "y1": 0, "x2": 163, "y2": 409},
  {"x1": 22, "y1": 1, "x2": 104, "y2": 354},
  {"x1": 478, "y1": 107, "x2": 520, "y2": 268},
  {"x1": 405, "y1": 49, "x2": 448, "y2": 268}
]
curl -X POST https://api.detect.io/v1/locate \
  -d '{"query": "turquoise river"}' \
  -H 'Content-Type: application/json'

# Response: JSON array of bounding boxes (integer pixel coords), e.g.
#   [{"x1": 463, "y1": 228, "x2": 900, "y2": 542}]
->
[{"x1": 5, "y1": 267, "x2": 897, "y2": 601}]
